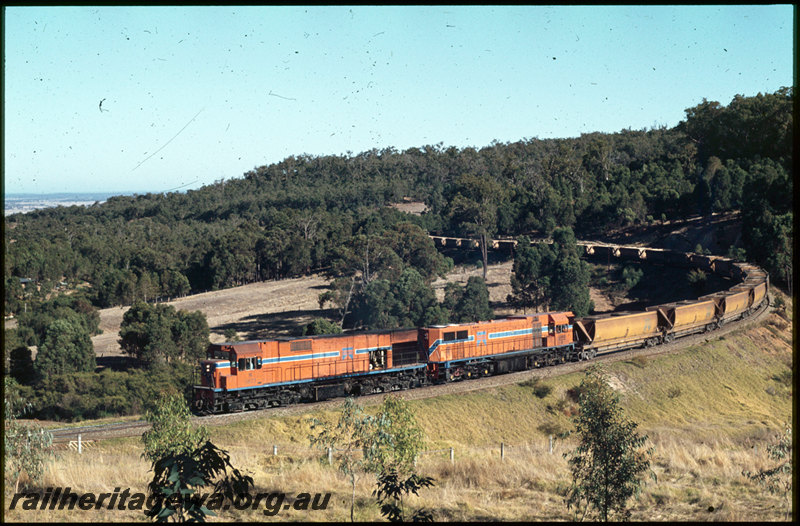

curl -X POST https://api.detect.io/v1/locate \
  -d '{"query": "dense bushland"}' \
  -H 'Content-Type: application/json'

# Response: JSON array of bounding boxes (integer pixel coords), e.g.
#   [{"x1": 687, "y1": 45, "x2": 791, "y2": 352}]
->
[
  {"x1": 5, "y1": 89, "x2": 792, "y2": 308},
  {"x1": 3, "y1": 88, "x2": 792, "y2": 421}
]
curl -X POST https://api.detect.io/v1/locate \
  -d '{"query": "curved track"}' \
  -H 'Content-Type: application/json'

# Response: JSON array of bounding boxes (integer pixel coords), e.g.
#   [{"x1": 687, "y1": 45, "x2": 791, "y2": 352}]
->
[{"x1": 47, "y1": 244, "x2": 773, "y2": 444}]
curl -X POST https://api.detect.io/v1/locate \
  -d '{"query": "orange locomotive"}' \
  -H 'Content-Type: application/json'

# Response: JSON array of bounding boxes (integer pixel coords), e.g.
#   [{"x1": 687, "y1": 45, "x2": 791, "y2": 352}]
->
[
  {"x1": 421, "y1": 312, "x2": 579, "y2": 382},
  {"x1": 193, "y1": 328, "x2": 425, "y2": 414},
  {"x1": 193, "y1": 312, "x2": 578, "y2": 414}
]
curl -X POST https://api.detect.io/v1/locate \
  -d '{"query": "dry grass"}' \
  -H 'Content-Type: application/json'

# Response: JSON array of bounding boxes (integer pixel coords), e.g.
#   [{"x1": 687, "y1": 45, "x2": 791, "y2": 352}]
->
[{"x1": 5, "y1": 304, "x2": 792, "y2": 522}]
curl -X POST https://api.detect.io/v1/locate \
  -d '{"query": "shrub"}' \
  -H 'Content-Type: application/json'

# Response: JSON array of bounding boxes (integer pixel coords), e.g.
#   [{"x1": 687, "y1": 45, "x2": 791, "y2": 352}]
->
[
  {"x1": 566, "y1": 384, "x2": 588, "y2": 403},
  {"x1": 303, "y1": 317, "x2": 343, "y2": 336},
  {"x1": 687, "y1": 269, "x2": 708, "y2": 295},
  {"x1": 621, "y1": 266, "x2": 644, "y2": 290},
  {"x1": 667, "y1": 386, "x2": 682, "y2": 399},
  {"x1": 533, "y1": 383, "x2": 552, "y2": 399}
]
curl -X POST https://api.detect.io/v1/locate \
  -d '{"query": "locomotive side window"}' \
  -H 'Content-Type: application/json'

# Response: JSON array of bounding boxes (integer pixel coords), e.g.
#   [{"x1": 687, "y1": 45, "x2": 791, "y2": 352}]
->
[
  {"x1": 237, "y1": 357, "x2": 258, "y2": 370},
  {"x1": 456, "y1": 330, "x2": 468, "y2": 340},
  {"x1": 444, "y1": 332, "x2": 456, "y2": 342}
]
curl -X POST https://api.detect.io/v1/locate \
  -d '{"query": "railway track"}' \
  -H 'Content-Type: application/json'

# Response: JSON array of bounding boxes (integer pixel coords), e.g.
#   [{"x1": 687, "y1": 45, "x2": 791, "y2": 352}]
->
[{"x1": 47, "y1": 291, "x2": 774, "y2": 444}]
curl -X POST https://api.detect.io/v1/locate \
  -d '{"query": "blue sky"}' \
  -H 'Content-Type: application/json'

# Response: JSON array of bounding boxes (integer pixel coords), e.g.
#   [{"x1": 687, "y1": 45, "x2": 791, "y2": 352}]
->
[{"x1": 3, "y1": 5, "x2": 794, "y2": 195}]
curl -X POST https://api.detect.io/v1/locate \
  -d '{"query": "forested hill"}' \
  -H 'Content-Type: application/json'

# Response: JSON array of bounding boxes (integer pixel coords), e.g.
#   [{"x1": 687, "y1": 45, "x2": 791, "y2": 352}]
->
[{"x1": 4, "y1": 88, "x2": 793, "y2": 313}]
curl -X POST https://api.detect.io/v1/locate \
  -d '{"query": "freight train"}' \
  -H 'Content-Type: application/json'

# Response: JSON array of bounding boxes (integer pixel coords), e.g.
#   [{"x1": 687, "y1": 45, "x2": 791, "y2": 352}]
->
[{"x1": 192, "y1": 249, "x2": 769, "y2": 415}]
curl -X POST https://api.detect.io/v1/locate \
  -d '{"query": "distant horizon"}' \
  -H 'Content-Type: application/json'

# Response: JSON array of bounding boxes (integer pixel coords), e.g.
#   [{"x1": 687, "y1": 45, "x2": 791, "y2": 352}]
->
[
  {"x1": 4, "y1": 191, "x2": 147, "y2": 216},
  {"x1": 5, "y1": 191, "x2": 152, "y2": 198}
]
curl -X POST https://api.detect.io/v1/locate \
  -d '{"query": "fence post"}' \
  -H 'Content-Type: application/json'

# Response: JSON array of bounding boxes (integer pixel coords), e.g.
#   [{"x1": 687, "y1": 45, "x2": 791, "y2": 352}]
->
[
  {"x1": 328, "y1": 447, "x2": 333, "y2": 465},
  {"x1": 78, "y1": 434, "x2": 82, "y2": 454},
  {"x1": 549, "y1": 435, "x2": 553, "y2": 454},
  {"x1": 449, "y1": 447, "x2": 454, "y2": 464},
  {"x1": 500, "y1": 442, "x2": 505, "y2": 461},
  {"x1": 273, "y1": 445, "x2": 278, "y2": 456}
]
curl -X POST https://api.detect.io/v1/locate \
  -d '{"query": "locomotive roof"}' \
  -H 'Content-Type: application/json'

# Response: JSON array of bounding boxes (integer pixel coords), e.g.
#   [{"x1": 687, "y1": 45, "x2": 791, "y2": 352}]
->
[
  {"x1": 209, "y1": 327, "x2": 420, "y2": 347},
  {"x1": 425, "y1": 312, "x2": 572, "y2": 328}
]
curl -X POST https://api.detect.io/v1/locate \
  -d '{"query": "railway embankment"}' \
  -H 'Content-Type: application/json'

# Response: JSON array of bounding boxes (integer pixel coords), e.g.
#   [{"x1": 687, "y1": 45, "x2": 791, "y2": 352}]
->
[{"x1": 7, "y1": 289, "x2": 791, "y2": 522}]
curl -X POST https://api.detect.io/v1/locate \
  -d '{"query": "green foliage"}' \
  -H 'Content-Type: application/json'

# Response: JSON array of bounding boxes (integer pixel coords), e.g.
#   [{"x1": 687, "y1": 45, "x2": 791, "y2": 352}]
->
[
  {"x1": 508, "y1": 235, "x2": 555, "y2": 313},
  {"x1": 142, "y1": 392, "x2": 210, "y2": 464},
  {"x1": 309, "y1": 397, "x2": 383, "y2": 522},
  {"x1": 23, "y1": 363, "x2": 195, "y2": 421},
  {"x1": 686, "y1": 269, "x2": 707, "y2": 295},
  {"x1": 740, "y1": 160, "x2": 793, "y2": 290},
  {"x1": 522, "y1": 378, "x2": 553, "y2": 399},
  {"x1": 34, "y1": 318, "x2": 96, "y2": 380},
  {"x1": 369, "y1": 396, "x2": 426, "y2": 478},
  {"x1": 352, "y1": 268, "x2": 446, "y2": 330},
  {"x1": 14, "y1": 293, "x2": 101, "y2": 347},
  {"x1": 508, "y1": 230, "x2": 593, "y2": 316},
  {"x1": 533, "y1": 383, "x2": 553, "y2": 399},
  {"x1": 373, "y1": 471, "x2": 435, "y2": 523},
  {"x1": 549, "y1": 228, "x2": 594, "y2": 317},
  {"x1": 772, "y1": 294, "x2": 786, "y2": 317},
  {"x1": 302, "y1": 317, "x2": 343, "y2": 336},
  {"x1": 4, "y1": 377, "x2": 54, "y2": 492},
  {"x1": 743, "y1": 424, "x2": 792, "y2": 520},
  {"x1": 563, "y1": 366, "x2": 654, "y2": 521},
  {"x1": 446, "y1": 276, "x2": 494, "y2": 323},
  {"x1": 5, "y1": 276, "x2": 24, "y2": 316},
  {"x1": 319, "y1": 275, "x2": 358, "y2": 328},
  {"x1": 726, "y1": 245, "x2": 747, "y2": 262},
  {"x1": 8, "y1": 341, "x2": 35, "y2": 385},
  {"x1": 446, "y1": 173, "x2": 505, "y2": 279},
  {"x1": 620, "y1": 265, "x2": 644, "y2": 290},
  {"x1": 119, "y1": 302, "x2": 209, "y2": 367},
  {"x1": 320, "y1": 221, "x2": 452, "y2": 330},
  {"x1": 4, "y1": 89, "x2": 792, "y2": 323},
  {"x1": 222, "y1": 328, "x2": 240, "y2": 341},
  {"x1": 146, "y1": 440, "x2": 254, "y2": 523},
  {"x1": 679, "y1": 88, "x2": 792, "y2": 165}
]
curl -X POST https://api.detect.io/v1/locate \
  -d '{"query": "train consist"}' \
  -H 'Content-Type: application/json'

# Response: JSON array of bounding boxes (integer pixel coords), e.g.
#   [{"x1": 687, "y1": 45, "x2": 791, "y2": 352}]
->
[{"x1": 192, "y1": 246, "x2": 769, "y2": 415}]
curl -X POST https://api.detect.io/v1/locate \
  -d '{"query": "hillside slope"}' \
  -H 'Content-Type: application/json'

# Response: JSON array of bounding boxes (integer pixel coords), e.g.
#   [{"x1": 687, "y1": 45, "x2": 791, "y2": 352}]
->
[{"x1": 11, "y1": 295, "x2": 790, "y2": 522}]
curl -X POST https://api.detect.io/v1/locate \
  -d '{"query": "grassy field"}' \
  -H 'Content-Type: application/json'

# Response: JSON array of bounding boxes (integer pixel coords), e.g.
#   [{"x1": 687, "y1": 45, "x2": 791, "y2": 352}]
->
[{"x1": 4, "y1": 295, "x2": 792, "y2": 522}]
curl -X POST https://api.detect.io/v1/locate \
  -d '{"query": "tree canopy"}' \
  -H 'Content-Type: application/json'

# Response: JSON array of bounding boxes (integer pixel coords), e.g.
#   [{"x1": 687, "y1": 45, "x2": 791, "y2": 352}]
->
[
  {"x1": 33, "y1": 318, "x2": 96, "y2": 380},
  {"x1": 119, "y1": 302, "x2": 209, "y2": 368},
  {"x1": 508, "y1": 228, "x2": 594, "y2": 316}
]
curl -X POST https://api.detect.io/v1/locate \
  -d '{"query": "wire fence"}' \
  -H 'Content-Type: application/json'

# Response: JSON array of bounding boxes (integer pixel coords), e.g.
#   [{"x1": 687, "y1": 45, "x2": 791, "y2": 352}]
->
[
  {"x1": 56, "y1": 429, "x2": 566, "y2": 460},
  {"x1": 254, "y1": 437, "x2": 565, "y2": 465}
]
